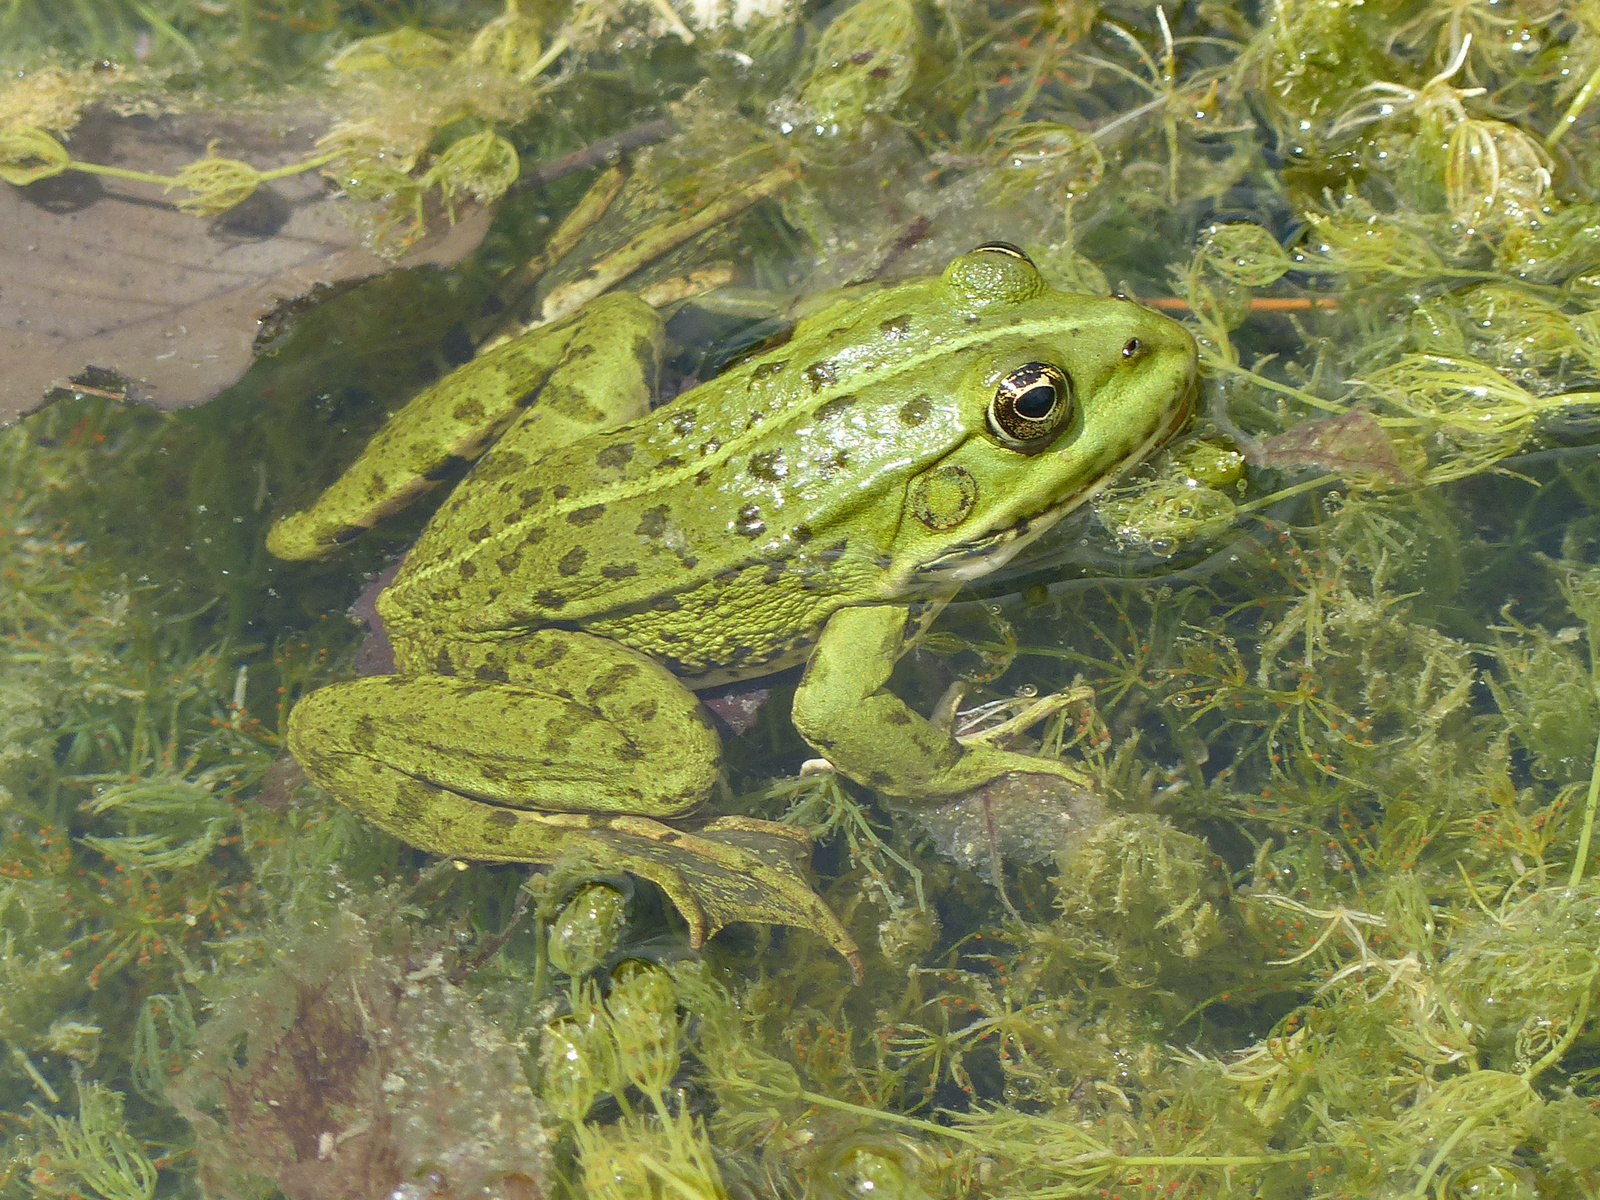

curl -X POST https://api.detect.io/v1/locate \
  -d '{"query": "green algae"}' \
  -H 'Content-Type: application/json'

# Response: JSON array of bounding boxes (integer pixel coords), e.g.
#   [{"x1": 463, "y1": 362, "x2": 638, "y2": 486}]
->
[{"x1": 6, "y1": 0, "x2": 1600, "y2": 1197}]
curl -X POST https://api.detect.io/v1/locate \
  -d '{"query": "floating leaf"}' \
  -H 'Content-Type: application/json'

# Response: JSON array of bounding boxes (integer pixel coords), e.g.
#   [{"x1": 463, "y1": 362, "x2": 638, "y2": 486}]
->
[{"x1": 1257, "y1": 408, "x2": 1411, "y2": 485}]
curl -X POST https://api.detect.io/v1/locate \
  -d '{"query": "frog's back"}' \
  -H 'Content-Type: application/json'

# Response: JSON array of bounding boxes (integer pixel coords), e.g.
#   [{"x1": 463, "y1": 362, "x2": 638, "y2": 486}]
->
[{"x1": 380, "y1": 280, "x2": 968, "y2": 678}]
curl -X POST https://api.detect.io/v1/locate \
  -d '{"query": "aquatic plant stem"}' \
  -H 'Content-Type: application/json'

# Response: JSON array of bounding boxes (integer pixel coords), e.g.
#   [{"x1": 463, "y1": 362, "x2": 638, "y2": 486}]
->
[
  {"x1": 9, "y1": 1042, "x2": 59, "y2": 1102},
  {"x1": 1569, "y1": 721, "x2": 1600, "y2": 888},
  {"x1": 785, "y1": 1085, "x2": 1313, "y2": 1173},
  {"x1": 1548, "y1": 59, "x2": 1600, "y2": 148},
  {"x1": 58, "y1": 150, "x2": 339, "y2": 197},
  {"x1": 128, "y1": 0, "x2": 200, "y2": 63},
  {"x1": 1521, "y1": 958, "x2": 1599, "y2": 1083},
  {"x1": 518, "y1": 34, "x2": 570, "y2": 82},
  {"x1": 1411, "y1": 1113, "x2": 1485, "y2": 1198},
  {"x1": 1203, "y1": 358, "x2": 1349, "y2": 414},
  {"x1": 536, "y1": 165, "x2": 799, "y2": 323}
]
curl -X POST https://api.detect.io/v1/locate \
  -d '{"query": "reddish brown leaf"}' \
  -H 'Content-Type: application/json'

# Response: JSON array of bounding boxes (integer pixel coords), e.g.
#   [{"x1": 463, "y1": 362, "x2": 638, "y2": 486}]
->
[{"x1": 1256, "y1": 407, "x2": 1411, "y2": 484}]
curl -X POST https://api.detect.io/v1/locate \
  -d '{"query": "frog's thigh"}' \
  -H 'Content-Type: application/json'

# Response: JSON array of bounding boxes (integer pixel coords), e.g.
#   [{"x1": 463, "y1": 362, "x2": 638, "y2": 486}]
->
[
  {"x1": 791, "y1": 605, "x2": 1087, "y2": 799},
  {"x1": 290, "y1": 636, "x2": 718, "y2": 824}
]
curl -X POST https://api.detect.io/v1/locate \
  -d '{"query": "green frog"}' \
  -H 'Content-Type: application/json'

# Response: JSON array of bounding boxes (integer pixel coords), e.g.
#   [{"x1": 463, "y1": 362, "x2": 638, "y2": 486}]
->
[{"x1": 268, "y1": 243, "x2": 1198, "y2": 977}]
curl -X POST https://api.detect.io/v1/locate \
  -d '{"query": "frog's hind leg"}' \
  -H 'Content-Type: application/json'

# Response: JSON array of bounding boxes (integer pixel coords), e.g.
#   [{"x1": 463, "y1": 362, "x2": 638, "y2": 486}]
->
[
  {"x1": 291, "y1": 630, "x2": 717, "y2": 820},
  {"x1": 288, "y1": 630, "x2": 860, "y2": 975},
  {"x1": 267, "y1": 293, "x2": 663, "y2": 562}
]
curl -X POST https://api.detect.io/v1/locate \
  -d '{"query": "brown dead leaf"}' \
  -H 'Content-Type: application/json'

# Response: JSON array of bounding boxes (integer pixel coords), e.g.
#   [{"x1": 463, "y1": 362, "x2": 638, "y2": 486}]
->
[
  {"x1": 0, "y1": 106, "x2": 490, "y2": 424},
  {"x1": 1255, "y1": 407, "x2": 1412, "y2": 485}
]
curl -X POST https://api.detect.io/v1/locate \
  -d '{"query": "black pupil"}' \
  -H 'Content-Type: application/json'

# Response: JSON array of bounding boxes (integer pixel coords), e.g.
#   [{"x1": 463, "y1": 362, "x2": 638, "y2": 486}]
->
[{"x1": 1015, "y1": 383, "x2": 1056, "y2": 420}]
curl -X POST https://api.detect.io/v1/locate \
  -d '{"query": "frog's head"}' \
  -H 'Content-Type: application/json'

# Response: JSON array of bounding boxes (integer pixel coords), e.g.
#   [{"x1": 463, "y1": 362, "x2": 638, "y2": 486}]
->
[{"x1": 868, "y1": 243, "x2": 1199, "y2": 588}]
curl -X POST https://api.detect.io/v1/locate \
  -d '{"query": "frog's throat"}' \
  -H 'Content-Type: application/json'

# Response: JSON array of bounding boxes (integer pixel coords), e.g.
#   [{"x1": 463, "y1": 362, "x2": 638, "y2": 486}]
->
[{"x1": 906, "y1": 394, "x2": 1193, "y2": 589}]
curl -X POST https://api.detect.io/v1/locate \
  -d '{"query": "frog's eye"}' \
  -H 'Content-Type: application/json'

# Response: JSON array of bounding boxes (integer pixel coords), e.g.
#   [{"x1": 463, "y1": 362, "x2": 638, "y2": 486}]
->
[
  {"x1": 987, "y1": 362, "x2": 1072, "y2": 451},
  {"x1": 972, "y1": 241, "x2": 1034, "y2": 266}
]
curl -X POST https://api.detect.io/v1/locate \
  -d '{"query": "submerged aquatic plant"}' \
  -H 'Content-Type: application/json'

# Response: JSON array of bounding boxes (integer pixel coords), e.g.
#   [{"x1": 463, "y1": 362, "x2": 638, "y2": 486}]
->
[{"x1": 7, "y1": 0, "x2": 1600, "y2": 1197}]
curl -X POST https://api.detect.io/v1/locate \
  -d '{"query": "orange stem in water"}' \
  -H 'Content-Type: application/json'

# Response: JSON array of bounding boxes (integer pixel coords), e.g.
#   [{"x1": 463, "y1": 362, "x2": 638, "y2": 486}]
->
[{"x1": 1144, "y1": 297, "x2": 1339, "y2": 312}]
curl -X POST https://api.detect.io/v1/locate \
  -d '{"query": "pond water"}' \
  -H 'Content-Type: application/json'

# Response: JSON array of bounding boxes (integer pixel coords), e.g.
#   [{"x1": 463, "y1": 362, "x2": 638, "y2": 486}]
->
[{"x1": 4, "y1": 1, "x2": 1600, "y2": 1197}]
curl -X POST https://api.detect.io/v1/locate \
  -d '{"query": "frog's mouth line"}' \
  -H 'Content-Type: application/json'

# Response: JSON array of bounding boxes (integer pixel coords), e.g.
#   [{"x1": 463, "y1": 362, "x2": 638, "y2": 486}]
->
[{"x1": 909, "y1": 379, "x2": 1197, "y2": 588}]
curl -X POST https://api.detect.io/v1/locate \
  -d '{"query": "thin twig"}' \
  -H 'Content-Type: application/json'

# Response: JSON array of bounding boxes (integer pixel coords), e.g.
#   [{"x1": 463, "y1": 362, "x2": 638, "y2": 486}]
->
[
  {"x1": 513, "y1": 118, "x2": 675, "y2": 192},
  {"x1": 449, "y1": 880, "x2": 534, "y2": 984}
]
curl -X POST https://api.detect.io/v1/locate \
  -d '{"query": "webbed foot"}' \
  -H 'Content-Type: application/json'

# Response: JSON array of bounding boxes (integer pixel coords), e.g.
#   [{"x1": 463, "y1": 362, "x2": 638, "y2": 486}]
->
[{"x1": 571, "y1": 814, "x2": 863, "y2": 982}]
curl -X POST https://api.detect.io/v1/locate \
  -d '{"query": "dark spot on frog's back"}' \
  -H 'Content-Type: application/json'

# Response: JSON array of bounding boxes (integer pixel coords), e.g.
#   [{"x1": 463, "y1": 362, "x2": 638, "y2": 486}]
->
[
  {"x1": 750, "y1": 359, "x2": 787, "y2": 382},
  {"x1": 452, "y1": 397, "x2": 485, "y2": 423},
  {"x1": 899, "y1": 396, "x2": 933, "y2": 426},
  {"x1": 459, "y1": 560, "x2": 478, "y2": 579},
  {"x1": 802, "y1": 361, "x2": 838, "y2": 392},
  {"x1": 473, "y1": 450, "x2": 524, "y2": 483},
  {"x1": 469, "y1": 525, "x2": 493, "y2": 542},
  {"x1": 524, "y1": 525, "x2": 548, "y2": 545},
  {"x1": 815, "y1": 395, "x2": 855, "y2": 422},
  {"x1": 635, "y1": 505, "x2": 670, "y2": 537},
  {"x1": 486, "y1": 807, "x2": 518, "y2": 830},
  {"x1": 595, "y1": 442, "x2": 634, "y2": 470},
  {"x1": 748, "y1": 450, "x2": 786, "y2": 481},
  {"x1": 734, "y1": 505, "x2": 766, "y2": 538},
  {"x1": 669, "y1": 409, "x2": 697, "y2": 436},
  {"x1": 567, "y1": 504, "x2": 606, "y2": 525},
  {"x1": 351, "y1": 715, "x2": 377, "y2": 753},
  {"x1": 519, "y1": 486, "x2": 544, "y2": 508},
  {"x1": 475, "y1": 663, "x2": 509, "y2": 683},
  {"x1": 880, "y1": 314, "x2": 912, "y2": 338},
  {"x1": 558, "y1": 545, "x2": 588, "y2": 576},
  {"x1": 601, "y1": 562, "x2": 640, "y2": 581}
]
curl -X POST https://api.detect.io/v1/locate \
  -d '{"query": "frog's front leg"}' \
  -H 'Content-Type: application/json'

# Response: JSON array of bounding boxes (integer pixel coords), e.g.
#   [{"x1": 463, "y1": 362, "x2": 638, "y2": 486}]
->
[
  {"x1": 268, "y1": 292, "x2": 662, "y2": 562},
  {"x1": 791, "y1": 605, "x2": 1093, "y2": 799}
]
